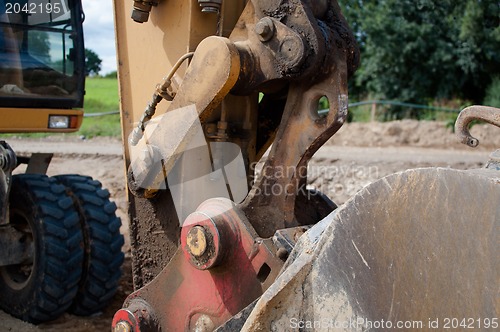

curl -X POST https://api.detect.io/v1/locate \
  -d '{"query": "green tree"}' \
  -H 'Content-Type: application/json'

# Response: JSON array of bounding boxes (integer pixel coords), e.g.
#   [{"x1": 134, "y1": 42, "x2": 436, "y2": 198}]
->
[
  {"x1": 104, "y1": 70, "x2": 117, "y2": 78},
  {"x1": 484, "y1": 76, "x2": 500, "y2": 108},
  {"x1": 85, "y1": 48, "x2": 102, "y2": 76},
  {"x1": 339, "y1": 0, "x2": 500, "y2": 119}
]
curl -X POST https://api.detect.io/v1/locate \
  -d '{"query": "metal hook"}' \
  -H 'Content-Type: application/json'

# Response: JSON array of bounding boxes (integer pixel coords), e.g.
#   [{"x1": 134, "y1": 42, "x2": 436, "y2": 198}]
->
[{"x1": 455, "y1": 105, "x2": 500, "y2": 147}]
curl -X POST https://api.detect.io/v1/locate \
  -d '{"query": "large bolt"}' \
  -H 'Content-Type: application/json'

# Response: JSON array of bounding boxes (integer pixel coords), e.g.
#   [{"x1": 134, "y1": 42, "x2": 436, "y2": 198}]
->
[
  {"x1": 112, "y1": 299, "x2": 159, "y2": 332},
  {"x1": 181, "y1": 203, "x2": 239, "y2": 270},
  {"x1": 255, "y1": 17, "x2": 275, "y2": 42},
  {"x1": 182, "y1": 217, "x2": 220, "y2": 270}
]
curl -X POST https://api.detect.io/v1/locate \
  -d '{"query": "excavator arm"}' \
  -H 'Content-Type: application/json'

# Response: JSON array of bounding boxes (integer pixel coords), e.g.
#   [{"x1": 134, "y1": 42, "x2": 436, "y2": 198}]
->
[
  {"x1": 113, "y1": 0, "x2": 358, "y2": 330},
  {"x1": 111, "y1": 1, "x2": 499, "y2": 331}
]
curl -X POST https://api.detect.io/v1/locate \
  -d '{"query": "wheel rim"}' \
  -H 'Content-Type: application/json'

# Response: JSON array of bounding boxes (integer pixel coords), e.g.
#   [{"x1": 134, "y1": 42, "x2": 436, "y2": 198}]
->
[{"x1": 0, "y1": 209, "x2": 35, "y2": 290}]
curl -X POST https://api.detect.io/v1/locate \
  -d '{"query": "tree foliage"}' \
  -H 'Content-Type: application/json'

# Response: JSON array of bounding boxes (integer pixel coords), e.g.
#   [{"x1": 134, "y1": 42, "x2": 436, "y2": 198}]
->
[
  {"x1": 484, "y1": 76, "x2": 500, "y2": 107},
  {"x1": 85, "y1": 48, "x2": 102, "y2": 76},
  {"x1": 104, "y1": 70, "x2": 117, "y2": 79},
  {"x1": 339, "y1": 0, "x2": 500, "y2": 116},
  {"x1": 28, "y1": 31, "x2": 50, "y2": 61}
]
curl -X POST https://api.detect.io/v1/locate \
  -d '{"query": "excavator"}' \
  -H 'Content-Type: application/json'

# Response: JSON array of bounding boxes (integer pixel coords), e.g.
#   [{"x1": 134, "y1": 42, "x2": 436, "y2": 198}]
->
[
  {"x1": 0, "y1": 0, "x2": 124, "y2": 324},
  {"x1": 0, "y1": 0, "x2": 498, "y2": 330},
  {"x1": 109, "y1": 0, "x2": 499, "y2": 331}
]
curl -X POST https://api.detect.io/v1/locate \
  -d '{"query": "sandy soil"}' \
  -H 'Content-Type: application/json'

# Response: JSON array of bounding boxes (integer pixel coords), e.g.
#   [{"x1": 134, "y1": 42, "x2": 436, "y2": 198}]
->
[{"x1": 1, "y1": 120, "x2": 498, "y2": 331}]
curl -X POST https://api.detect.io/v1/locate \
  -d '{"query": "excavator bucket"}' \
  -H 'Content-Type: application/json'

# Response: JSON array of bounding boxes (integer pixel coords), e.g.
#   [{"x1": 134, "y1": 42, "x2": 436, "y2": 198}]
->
[{"x1": 240, "y1": 167, "x2": 500, "y2": 331}]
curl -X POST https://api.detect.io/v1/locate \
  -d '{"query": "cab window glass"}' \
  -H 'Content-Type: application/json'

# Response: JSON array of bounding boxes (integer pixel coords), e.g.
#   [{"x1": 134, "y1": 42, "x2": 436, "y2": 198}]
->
[{"x1": 0, "y1": 0, "x2": 81, "y2": 103}]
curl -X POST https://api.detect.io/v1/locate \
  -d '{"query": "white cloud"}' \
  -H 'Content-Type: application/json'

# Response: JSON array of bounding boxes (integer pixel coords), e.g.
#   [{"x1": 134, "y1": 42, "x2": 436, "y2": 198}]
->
[{"x1": 82, "y1": 0, "x2": 117, "y2": 74}]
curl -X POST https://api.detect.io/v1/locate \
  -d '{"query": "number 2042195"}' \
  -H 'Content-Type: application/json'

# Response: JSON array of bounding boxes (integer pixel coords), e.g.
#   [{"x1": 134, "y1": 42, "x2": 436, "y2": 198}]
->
[{"x1": 5, "y1": 2, "x2": 63, "y2": 15}]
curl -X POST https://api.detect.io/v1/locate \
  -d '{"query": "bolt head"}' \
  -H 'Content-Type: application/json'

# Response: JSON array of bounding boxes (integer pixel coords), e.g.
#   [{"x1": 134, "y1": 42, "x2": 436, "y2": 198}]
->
[
  {"x1": 181, "y1": 209, "x2": 230, "y2": 270},
  {"x1": 113, "y1": 321, "x2": 132, "y2": 332},
  {"x1": 279, "y1": 36, "x2": 305, "y2": 68},
  {"x1": 186, "y1": 226, "x2": 208, "y2": 257},
  {"x1": 131, "y1": 9, "x2": 150, "y2": 23},
  {"x1": 195, "y1": 314, "x2": 215, "y2": 332},
  {"x1": 255, "y1": 17, "x2": 275, "y2": 42},
  {"x1": 255, "y1": 22, "x2": 270, "y2": 36}
]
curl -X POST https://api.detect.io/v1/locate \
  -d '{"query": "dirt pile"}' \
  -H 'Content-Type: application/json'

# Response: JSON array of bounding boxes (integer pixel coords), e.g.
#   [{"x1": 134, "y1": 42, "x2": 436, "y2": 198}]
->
[{"x1": 330, "y1": 120, "x2": 500, "y2": 150}]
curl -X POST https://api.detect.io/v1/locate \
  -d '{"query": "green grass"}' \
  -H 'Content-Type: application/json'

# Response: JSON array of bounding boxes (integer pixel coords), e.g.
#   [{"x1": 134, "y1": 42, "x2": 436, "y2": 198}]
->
[
  {"x1": 78, "y1": 77, "x2": 121, "y2": 138},
  {"x1": 1, "y1": 77, "x2": 121, "y2": 139},
  {"x1": 350, "y1": 105, "x2": 372, "y2": 122}
]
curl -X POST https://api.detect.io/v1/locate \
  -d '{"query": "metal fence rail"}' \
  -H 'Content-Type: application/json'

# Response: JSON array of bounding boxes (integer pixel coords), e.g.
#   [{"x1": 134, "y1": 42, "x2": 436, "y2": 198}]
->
[
  {"x1": 319, "y1": 100, "x2": 461, "y2": 120},
  {"x1": 88, "y1": 101, "x2": 460, "y2": 120},
  {"x1": 83, "y1": 111, "x2": 120, "y2": 117}
]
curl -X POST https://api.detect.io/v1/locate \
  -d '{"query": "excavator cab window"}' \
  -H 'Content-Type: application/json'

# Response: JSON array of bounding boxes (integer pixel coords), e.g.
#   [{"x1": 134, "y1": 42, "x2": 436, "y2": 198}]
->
[{"x1": 0, "y1": 0, "x2": 84, "y2": 109}]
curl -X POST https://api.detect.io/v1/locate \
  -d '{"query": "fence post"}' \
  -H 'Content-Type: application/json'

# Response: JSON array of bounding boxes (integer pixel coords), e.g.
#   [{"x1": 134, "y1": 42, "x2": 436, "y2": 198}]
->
[{"x1": 371, "y1": 102, "x2": 377, "y2": 122}]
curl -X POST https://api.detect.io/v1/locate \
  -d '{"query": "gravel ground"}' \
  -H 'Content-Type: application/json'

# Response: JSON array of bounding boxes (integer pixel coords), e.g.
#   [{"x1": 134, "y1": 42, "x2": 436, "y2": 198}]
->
[{"x1": 1, "y1": 120, "x2": 498, "y2": 331}]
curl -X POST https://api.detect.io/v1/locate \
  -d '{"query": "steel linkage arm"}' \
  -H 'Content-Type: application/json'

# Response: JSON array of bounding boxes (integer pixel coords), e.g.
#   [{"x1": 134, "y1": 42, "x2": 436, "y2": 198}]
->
[{"x1": 229, "y1": 0, "x2": 359, "y2": 237}]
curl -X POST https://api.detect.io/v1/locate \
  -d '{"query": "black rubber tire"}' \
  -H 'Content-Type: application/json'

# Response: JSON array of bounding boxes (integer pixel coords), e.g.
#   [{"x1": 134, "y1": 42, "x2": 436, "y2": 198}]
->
[
  {"x1": 54, "y1": 174, "x2": 124, "y2": 316},
  {"x1": 0, "y1": 174, "x2": 83, "y2": 323}
]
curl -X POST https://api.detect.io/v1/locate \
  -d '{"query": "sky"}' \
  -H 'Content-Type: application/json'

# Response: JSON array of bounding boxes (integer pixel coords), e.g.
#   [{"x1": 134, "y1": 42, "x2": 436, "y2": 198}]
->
[{"x1": 82, "y1": 0, "x2": 117, "y2": 75}]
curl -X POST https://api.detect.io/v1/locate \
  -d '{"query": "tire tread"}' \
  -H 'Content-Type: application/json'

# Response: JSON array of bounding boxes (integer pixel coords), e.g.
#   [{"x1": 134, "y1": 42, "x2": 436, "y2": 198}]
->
[
  {"x1": 0, "y1": 174, "x2": 84, "y2": 323},
  {"x1": 55, "y1": 175, "x2": 124, "y2": 316}
]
